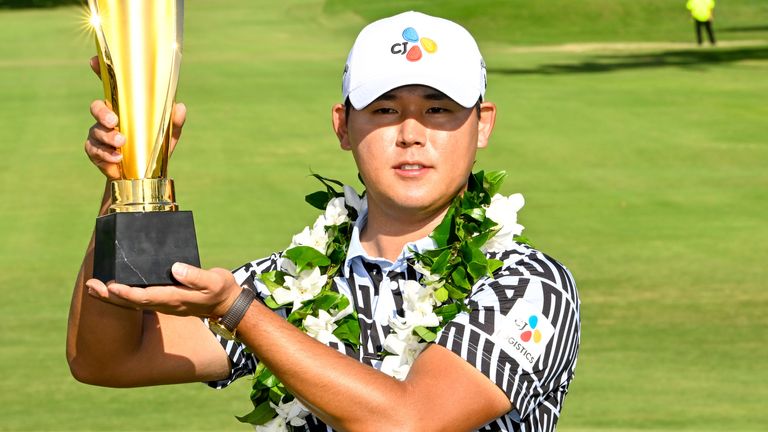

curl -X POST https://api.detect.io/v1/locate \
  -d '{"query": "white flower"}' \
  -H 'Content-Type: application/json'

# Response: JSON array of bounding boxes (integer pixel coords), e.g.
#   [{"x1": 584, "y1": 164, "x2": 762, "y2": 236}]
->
[
  {"x1": 271, "y1": 267, "x2": 327, "y2": 310},
  {"x1": 290, "y1": 217, "x2": 329, "y2": 254},
  {"x1": 322, "y1": 197, "x2": 349, "y2": 226},
  {"x1": 482, "y1": 193, "x2": 525, "y2": 253},
  {"x1": 378, "y1": 280, "x2": 435, "y2": 381},
  {"x1": 379, "y1": 354, "x2": 412, "y2": 381},
  {"x1": 343, "y1": 185, "x2": 363, "y2": 215},
  {"x1": 304, "y1": 309, "x2": 340, "y2": 344},
  {"x1": 382, "y1": 323, "x2": 421, "y2": 356},
  {"x1": 303, "y1": 301, "x2": 353, "y2": 344},
  {"x1": 400, "y1": 279, "x2": 434, "y2": 306},
  {"x1": 254, "y1": 417, "x2": 288, "y2": 432},
  {"x1": 380, "y1": 329, "x2": 427, "y2": 380},
  {"x1": 399, "y1": 280, "x2": 440, "y2": 328},
  {"x1": 273, "y1": 399, "x2": 309, "y2": 427},
  {"x1": 412, "y1": 261, "x2": 443, "y2": 287},
  {"x1": 278, "y1": 257, "x2": 297, "y2": 276}
]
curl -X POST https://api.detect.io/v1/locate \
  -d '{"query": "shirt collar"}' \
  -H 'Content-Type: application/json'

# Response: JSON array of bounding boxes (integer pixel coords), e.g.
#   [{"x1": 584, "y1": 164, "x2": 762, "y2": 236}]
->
[{"x1": 342, "y1": 203, "x2": 437, "y2": 278}]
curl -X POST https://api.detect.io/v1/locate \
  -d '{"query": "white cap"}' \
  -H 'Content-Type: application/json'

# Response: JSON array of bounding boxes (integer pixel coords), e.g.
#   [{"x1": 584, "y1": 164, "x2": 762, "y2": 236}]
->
[{"x1": 342, "y1": 11, "x2": 487, "y2": 110}]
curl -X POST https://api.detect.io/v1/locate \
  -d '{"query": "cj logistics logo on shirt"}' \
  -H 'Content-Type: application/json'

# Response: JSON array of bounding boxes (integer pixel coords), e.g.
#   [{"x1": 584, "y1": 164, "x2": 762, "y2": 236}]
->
[
  {"x1": 390, "y1": 27, "x2": 437, "y2": 62},
  {"x1": 518, "y1": 315, "x2": 543, "y2": 343},
  {"x1": 494, "y1": 301, "x2": 555, "y2": 372}
]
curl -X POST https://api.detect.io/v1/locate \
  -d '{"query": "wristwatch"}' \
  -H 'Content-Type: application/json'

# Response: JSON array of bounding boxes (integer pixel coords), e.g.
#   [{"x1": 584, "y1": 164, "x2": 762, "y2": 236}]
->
[{"x1": 208, "y1": 287, "x2": 256, "y2": 340}]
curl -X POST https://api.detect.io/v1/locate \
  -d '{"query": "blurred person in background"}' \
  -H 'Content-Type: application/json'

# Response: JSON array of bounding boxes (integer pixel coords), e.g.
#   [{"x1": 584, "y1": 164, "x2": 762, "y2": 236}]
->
[{"x1": 687, "y1": 0, "x2": 717, "y2": 45}]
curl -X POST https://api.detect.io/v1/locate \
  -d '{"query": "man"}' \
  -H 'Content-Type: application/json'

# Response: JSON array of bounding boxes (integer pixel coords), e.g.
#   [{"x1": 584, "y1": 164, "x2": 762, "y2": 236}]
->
[
  {"x1": 68, "y1": 11, "x2": 580, "y2": 431},
  {"x1": 687, "y1": 0, "x2": 716, "y2": 45}
]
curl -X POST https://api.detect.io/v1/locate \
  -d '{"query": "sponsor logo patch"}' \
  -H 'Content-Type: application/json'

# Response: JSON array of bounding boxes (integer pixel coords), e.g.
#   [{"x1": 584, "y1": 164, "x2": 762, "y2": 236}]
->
[
  {"x1": 390, "y1": 26, "x2": 438, "y2": 62},
  {"x1": 493, "y1": 301, "x2": 555, "y2": 371}
]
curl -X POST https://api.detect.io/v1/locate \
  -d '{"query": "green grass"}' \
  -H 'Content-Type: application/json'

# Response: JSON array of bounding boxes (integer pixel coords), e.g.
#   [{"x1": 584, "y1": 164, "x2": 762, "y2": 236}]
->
[{"x1": 1, "y1": 0, "x2": 766, "y2": 430}]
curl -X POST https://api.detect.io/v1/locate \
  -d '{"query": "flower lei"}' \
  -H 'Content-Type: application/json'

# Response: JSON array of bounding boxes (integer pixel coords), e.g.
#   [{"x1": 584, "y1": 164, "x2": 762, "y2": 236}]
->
[{"x1": 237, "y1": 171, "x2": 528, "y2": 431}]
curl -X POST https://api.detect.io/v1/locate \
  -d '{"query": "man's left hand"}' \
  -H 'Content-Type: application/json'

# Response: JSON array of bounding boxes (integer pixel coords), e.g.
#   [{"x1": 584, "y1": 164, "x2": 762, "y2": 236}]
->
[{"x1": 85, "y1": 263, "x2": 241, "y2": 318}]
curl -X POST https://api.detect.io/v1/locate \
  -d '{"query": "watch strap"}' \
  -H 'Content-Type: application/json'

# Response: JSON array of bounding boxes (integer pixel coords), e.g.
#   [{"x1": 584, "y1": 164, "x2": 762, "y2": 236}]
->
[{"x1": 218, "y1": 287, "x2": 256, "y2": 333}]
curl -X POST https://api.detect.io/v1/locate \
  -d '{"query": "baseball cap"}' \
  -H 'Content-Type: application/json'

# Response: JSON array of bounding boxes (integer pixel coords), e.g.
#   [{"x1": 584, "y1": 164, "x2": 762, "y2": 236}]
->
[{"x1": 342, "y1": 11, "x2": 487, "y2": 110}]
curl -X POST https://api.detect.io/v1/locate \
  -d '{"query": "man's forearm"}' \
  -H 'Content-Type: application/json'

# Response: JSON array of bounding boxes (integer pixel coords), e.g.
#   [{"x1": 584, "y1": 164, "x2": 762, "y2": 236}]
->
[
  {"x1": 236, "y1": 300, "x2": 412, "y2": 431},
  {"x1": 66, "y1": 182, "x2": 145, "y2": 384}
]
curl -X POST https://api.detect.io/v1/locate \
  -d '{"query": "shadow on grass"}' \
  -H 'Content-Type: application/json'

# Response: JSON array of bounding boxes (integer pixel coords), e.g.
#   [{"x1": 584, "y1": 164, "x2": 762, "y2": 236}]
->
[
  {"x1": 490, "y1": 46, "x2": 768, "y2": 75},
  {"x1": 719, "y1": 25, "x2": 768, "y2": 33},
  {"x1": 0, "y1": 0, "x2": 79, "y2": 8}
]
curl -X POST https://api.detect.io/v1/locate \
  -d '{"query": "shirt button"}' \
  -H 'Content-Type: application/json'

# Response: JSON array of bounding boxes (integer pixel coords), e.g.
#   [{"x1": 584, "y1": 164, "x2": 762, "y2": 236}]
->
[{"x1": 389, "y1": 280, "x2": 399, "y2": 290}]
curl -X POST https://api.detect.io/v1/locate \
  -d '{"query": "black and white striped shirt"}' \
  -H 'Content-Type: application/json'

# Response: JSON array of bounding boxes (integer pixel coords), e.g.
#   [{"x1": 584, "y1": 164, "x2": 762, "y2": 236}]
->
[{"x1": 209, "y1": 213, "x2": 580, "y2": 431}]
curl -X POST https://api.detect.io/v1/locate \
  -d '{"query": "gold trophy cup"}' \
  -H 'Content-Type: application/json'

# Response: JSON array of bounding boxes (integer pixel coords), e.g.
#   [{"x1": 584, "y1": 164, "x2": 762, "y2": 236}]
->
[{"x1": 90, "y1": 0, "x2": 200, "y2": 286}]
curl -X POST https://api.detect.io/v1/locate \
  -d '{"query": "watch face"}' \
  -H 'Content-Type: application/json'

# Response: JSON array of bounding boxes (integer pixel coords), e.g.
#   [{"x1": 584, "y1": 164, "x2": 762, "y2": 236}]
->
[{"x1": 208, "y1": 320, "x2": 235, "y2": 340}]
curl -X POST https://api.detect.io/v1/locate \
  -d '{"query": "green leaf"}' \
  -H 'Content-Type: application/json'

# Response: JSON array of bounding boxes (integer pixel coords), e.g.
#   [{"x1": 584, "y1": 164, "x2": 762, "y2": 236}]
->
[
  {"x1": 287, "y1": 303, "x2": 314, "y2": 325},
  {"x1": 430, "y1": 249, "x2": 453, "y2": 275},
  {"x1": 467, "y1": 170, "x2": 484, "y2": 194},
  {"x1": 310, "y1": 173, "x2": 345, "y2": 191},
  {"x1": 305, "y1": 190, "x2": 332, "y2": 210},
  {"x1": 264, "y1": 295, "x2": 281, "y2": 309},
  {"x1": 327, "y1": 242, "x2": 347, "y2": 265},
  {"x1": 255, "y1": 367, "x2": 280, "y2": 388},
  {"x1": 488, "y1": 258, "x2": 503, "y2": 275},
  {"x1": 268, "y1": 385, "x2": 287, "y2": 405},
  {"x1": 461, "y1": 242, "x2": 489, "y2": 281},
  {"x1": 311, "y1": 291, "x2": 346, "y2": 311},
  {"x1": 413, "y1": 325, "x2": 437, "y2": 342},
  {"x1": 259, "y1": 373, "x2": 280, "y2": 389},
  {"x1": 334, "y1": 294, "x2": 351, "y2": 312},
  {"x1": 430, "y1": 205, "x2": 455, "y2": 248},
  {"x1": 513, "y1": 234, "x2": 533, "y2": 247},
  {"x1": 467, "y1": 258, "x2": 488, "y2": 282},
  {"x1": 418, "y1": 246, "x2": 451, "y2": 261},
  {"x1": 434, "y1": 286, "x2": 449, "y2": 303},
  {"x1": 484, "y1": 170, "x2": 508, "y2": 196},
  {"x1": 443, "y1": 282, "x2": 469, "y2": 300},
  {"x1": 451, "y1": 266, "x2": 470, "y2": 290},
  {"x1": 284, "y1": 246, "x2": 331, "y2": 273},
  {"x1": 236, "y1": 401, "x2": 276, "y2": 425},
  {"x1": 434, "y1": 302, "x2": 462, "y2": 322},
  {"x1": 333, "y1": 316, "x2": 361, "y2": 347},
  {"x1": 259, "y1": 271, "x2": 285, "y2": 292},
  {"x1": 468, "y1": 228, "x2": 497, "y2": 250},
  {"x1": 462, "y1": 206, "x2": 486, "y2": 222}
]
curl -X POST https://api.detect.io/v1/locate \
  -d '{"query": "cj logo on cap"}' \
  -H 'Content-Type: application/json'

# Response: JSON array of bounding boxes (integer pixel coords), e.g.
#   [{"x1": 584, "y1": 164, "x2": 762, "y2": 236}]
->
[{"x1": 390, "y1": 27, "x2": 437, "y2": 62}]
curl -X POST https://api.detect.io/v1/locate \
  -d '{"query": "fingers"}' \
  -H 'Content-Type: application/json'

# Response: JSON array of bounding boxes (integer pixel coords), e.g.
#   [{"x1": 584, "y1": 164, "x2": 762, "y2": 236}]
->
[
  {"x1": 171, "y1": 263, "x2": 240, "y2": 317},
  {"x1": 172, "y1": 103, "x2": 187, "y2": 130},
  {"x1": 89, "y1": 56, "x2": 101, "y2": 77},
  {"x1": 171, "y1": 263, "x2": 230, "y2": 291},
  {"x1": 85, "y1": 279, "x2": 140, "y2": 311},
  {"x1": 90, "y1": 99, "x2": 118, "y2": 128},
  {"x1": 86, "y1": 265, "x2": 239, "y2": 318},
  {"x1": 169, "y1": 102, "x2": 187, "y2": 154},
  {"x1": 85, "y1": 100, "x2": 124, "y2": 178},
  {"x1": 84, "y1": 133, "x2": 123, "y2": 164},
  {"x1": 86, "y1": 278, "x2": 206, "y2": 316}
]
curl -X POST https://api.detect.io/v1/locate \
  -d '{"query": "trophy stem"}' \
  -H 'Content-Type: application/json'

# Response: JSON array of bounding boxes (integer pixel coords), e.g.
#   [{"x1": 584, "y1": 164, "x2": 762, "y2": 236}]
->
[{"x1": 109, "y1": 178, "x2": 178, "y2": 213}]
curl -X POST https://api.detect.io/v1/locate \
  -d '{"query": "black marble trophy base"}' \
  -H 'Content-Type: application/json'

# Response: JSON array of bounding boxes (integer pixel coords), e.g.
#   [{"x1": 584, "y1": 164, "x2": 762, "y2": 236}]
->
[{"x1": 93, "y1": 211, "x2": 200, "y2": 287}]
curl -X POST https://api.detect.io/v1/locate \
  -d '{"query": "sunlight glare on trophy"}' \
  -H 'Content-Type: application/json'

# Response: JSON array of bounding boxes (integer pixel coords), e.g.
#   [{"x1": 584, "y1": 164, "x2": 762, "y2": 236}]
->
[{"x1": 87, "y1": 0, "x2": 183, "y2": 212}]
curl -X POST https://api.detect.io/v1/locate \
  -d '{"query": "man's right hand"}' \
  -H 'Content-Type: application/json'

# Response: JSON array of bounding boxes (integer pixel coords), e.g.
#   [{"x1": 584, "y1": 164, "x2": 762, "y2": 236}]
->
[{"x1": 84, "y1": 56, "x2": 187, "y2": 180}]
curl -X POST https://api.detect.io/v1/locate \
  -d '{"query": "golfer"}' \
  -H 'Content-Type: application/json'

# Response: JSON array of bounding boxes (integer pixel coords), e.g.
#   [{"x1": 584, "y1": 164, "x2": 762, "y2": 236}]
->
[{"x1": 68, "y1": 11, "x2": 580, "y2": 432}]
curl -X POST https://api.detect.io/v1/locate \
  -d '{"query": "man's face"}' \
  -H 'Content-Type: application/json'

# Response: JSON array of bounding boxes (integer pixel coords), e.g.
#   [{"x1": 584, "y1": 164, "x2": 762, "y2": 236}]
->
[{"x1": 333, "y1": 85, "x2": 496, "y2": 221}]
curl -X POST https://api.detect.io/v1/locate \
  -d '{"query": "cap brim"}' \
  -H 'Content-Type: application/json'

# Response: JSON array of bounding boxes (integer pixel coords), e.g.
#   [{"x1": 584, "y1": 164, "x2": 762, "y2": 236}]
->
[{"x1": 348, "y1": 74, "x2": 481, "y2": 110}]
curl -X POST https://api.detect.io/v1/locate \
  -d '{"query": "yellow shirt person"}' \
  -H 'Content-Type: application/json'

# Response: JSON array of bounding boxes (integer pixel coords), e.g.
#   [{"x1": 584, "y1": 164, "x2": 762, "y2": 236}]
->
[
  {"x1": 687, "y1": 0, "x2": 715, "y2": 22},
  {"x1": 686, "y1": 0, "x2": 716, "y2": 45}
]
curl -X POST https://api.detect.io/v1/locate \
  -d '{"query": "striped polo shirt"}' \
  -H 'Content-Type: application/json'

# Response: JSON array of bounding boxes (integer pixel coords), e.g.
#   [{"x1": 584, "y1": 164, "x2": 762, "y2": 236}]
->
[{"x1": 209, "y1": 210, "x2": 580, "y2": 431}]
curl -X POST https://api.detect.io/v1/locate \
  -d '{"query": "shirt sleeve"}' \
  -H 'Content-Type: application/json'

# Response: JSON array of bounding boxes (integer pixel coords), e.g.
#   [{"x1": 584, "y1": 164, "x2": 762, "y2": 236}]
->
[
  {"x1": 434, "y1": 247, "x2": 580, "y2": 420},
  {"x1": 206, "y1": 254, "x2": 283, "y2": 389}
]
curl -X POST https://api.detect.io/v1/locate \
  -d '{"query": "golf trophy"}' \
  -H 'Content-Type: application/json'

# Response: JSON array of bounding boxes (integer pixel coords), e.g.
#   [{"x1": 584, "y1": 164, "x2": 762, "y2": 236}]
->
[{"x1": 89, "y1": 0, "x2": 200, "y2": 286}]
